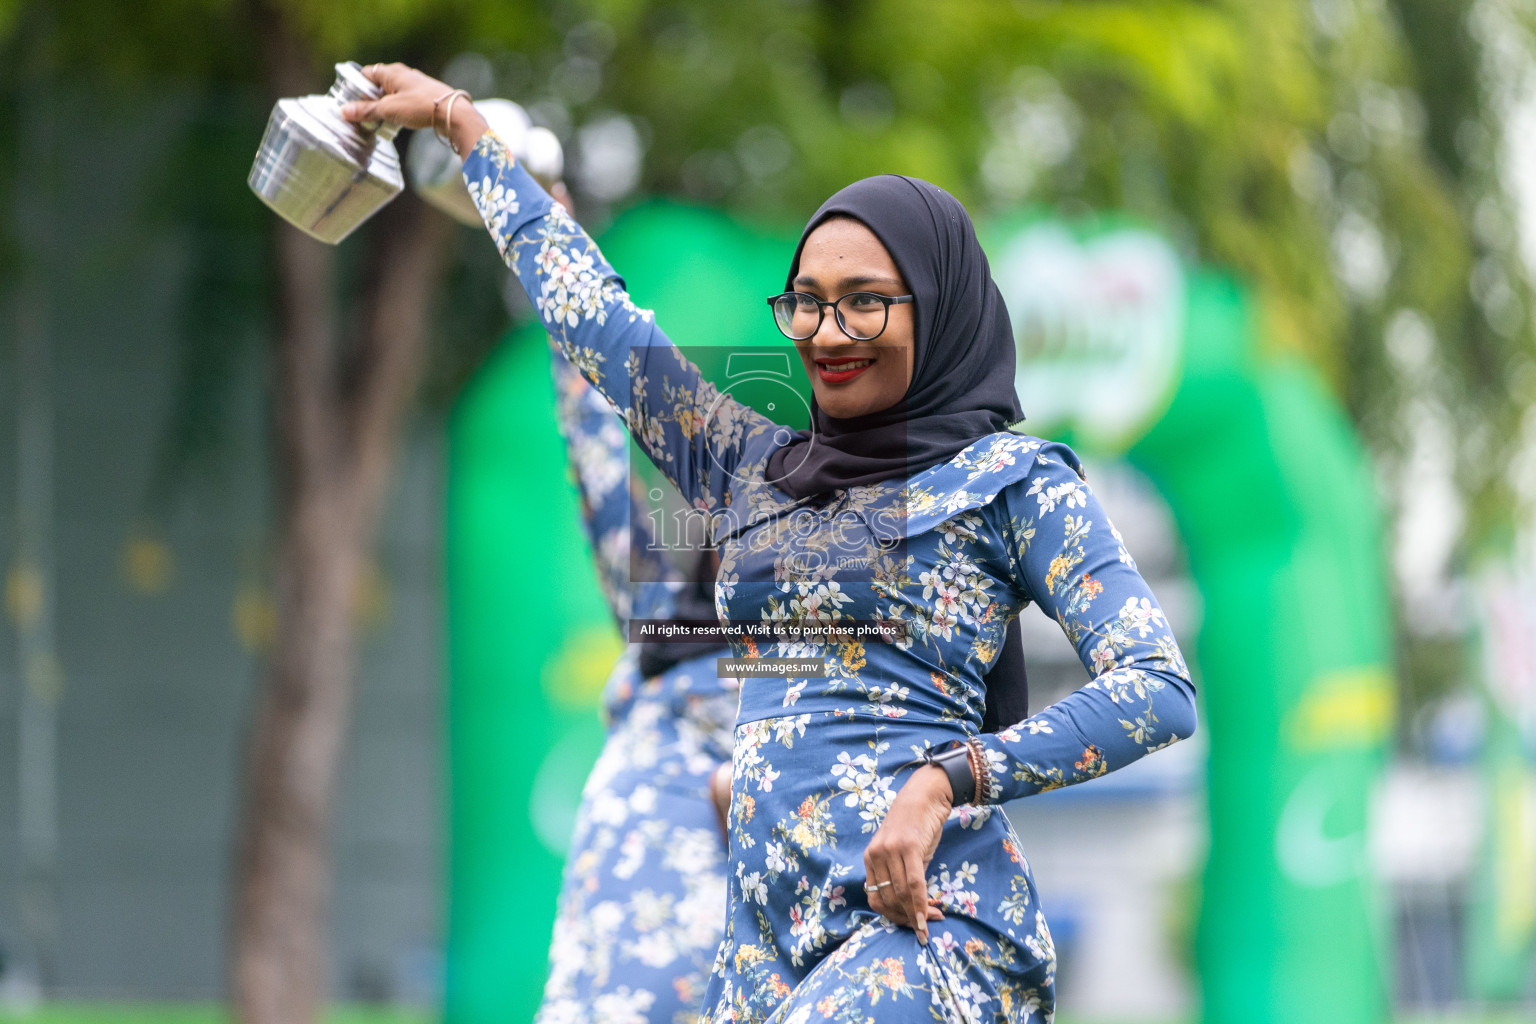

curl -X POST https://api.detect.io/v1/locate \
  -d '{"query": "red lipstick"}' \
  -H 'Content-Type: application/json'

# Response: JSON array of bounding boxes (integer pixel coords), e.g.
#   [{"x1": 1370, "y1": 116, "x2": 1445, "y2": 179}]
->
[{"x1": 815, "y1": 356, "x2": 876, "y2": 384}]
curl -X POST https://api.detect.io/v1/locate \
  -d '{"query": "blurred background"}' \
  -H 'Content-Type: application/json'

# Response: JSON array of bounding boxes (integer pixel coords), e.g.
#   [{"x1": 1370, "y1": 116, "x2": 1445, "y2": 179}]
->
[{"x1": 2, "y1": 0, "x2": 1535, "y2": 1023}]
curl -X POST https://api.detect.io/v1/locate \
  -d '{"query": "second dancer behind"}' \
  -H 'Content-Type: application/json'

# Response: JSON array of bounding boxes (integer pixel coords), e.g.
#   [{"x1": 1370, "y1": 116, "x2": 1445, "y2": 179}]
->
[
  {"x1": 536, "y1": 331, "x2": 737, "y2": 1023},
  {"x1": 347, "y1": 65, "x2": 1198, "y2": 1024}
]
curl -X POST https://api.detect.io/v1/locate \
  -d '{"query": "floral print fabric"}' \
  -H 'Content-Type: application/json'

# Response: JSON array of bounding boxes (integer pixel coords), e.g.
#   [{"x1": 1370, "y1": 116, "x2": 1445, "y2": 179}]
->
[
  {"x1": 469, "y1": 132, "x2": 1198, "y2": 1024},
  {"x1": 537, "y1": 685, "x2": 736, "y2": 1024},
  {"x1": 535, "y1": 341, "x2": 736, "y2": 1023}
]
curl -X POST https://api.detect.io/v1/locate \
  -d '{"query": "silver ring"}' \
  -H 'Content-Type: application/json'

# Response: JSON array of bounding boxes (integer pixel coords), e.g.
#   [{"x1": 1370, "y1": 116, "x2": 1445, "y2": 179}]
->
[{"x1": 863, "y1": 880, "x2": 892, "y2": 893}]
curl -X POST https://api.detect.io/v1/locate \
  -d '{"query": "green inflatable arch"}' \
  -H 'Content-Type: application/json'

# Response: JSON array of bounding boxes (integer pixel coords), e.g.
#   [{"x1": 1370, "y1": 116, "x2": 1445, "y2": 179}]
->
[
  {"x1": 1130, "y1": 272, "x2": 1393, "y2": 1024},
  {"x1": 445, "y1": 201, "x2": 1395, "y2": 1024}
]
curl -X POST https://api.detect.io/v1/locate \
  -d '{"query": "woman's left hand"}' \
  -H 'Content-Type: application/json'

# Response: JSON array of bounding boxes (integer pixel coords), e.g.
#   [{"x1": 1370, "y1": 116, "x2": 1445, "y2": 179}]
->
[{"x1": 864, "y1": 763, "x2": 952, "y2": 943}]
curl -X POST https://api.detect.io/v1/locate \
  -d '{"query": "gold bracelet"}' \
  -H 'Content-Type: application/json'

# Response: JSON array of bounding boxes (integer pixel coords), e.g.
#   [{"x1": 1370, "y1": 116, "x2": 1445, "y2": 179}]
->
[
  {"x1": 430, "y1": 88, "x2": 457, "y2": 143},
  {"x1": 441, "y1": 89, "x2": 473, "y2": 156},
  {"x1": 431, "y1": 88, "x2": 471, "y2": 152}
]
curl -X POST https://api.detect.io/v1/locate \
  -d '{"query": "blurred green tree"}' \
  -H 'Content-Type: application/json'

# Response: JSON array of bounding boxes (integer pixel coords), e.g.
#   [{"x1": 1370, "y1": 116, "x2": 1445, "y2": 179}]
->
[{"x1": 3, "y1": 0, "x2": 1534, "y2": 1019}]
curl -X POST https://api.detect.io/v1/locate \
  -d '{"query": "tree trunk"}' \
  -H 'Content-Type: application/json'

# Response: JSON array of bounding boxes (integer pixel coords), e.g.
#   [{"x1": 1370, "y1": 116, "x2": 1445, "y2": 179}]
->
[{"x1": 231, "y1": 11, "x2": 452, "y2": 1021}]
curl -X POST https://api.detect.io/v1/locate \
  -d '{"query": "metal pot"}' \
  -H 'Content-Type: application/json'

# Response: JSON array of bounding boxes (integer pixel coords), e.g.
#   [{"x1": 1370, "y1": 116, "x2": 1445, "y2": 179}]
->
[{"x1": 248, "y1": 61, "x2": 403, "y2": 245}]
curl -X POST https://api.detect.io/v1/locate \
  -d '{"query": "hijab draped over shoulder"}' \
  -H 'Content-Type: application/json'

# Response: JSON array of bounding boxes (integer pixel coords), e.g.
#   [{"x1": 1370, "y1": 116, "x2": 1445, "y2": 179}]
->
[{"x1": 765, "y1": 174, "x2": 1032, "y2": 731}]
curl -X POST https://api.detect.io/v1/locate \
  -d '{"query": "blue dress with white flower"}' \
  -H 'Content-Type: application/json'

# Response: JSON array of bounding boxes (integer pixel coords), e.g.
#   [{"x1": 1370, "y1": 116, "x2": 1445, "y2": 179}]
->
[
  {"x1": 535, "y1": 338, "x2": 736, "y2": 1024},
  {"x1": 467, "y1": 133, "x2": 1198, "y2": 1024}
]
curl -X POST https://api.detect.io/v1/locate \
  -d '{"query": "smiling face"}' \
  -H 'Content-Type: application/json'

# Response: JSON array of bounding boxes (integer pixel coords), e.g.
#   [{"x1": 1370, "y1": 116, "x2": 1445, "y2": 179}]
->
[{"x1": 790, "y1": 216, "x2": 916, "y2": 420}]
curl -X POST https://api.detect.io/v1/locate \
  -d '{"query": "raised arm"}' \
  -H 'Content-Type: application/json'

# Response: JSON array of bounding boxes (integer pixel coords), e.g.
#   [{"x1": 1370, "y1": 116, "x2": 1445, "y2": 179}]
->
[
  {"x1": 548, "y1": 336, "x2": 679, "y2": 626},
  {"x1": 339, "y1": 64, "x2": 775, "y2": 517},
  {"x1": 978, "y1": 443, "x2": 1198, "y2": 803},
  {"x1": 462, "y1": 132, "x2": 778, "y2": 518}
]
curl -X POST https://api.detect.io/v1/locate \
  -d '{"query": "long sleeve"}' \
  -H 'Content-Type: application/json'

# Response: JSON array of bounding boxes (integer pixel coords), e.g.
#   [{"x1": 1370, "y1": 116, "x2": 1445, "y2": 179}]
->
[
  {"x1": 976, "y1": 442, "x2": 1198, "y2": 804},
  {"x1": 548, "y1": 336, "x2": 680, "y2": 627},
  {"x1": 462, "y1": 131, "x2": 778, "y2": 522}
]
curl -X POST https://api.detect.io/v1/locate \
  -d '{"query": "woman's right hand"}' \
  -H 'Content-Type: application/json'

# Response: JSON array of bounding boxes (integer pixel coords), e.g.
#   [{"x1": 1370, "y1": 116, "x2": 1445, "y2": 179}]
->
[
  {"x1": 865, "y1": 764, "x2": 950, "y2": 942},
  {"x1": 341, "y1": 63, "x2": 489, "y2": 155}
]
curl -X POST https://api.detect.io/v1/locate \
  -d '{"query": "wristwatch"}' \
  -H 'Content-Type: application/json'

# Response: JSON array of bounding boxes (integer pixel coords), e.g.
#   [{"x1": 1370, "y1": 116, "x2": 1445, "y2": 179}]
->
[{"x1": 923, "y1": 742, "x2": 977, "y2": 805}]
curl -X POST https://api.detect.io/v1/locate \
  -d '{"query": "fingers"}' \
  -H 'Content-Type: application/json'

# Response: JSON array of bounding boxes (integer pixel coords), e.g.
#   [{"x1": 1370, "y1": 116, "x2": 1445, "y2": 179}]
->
[
  {"x1": 864, "y1": 845, "x2": 904, "y2": 926},
  {"x1": 360, "y1": 62, "x2": 409, "y2": 89},
  {"x1": 340, "y1": 100, "x2": 379, "y2": 124},
  {"x1": 885, "y1": 847, "x2": 919, "y2": 935},
  {"x1": 865, "y1": 843, "x2": 937, "y2": 943},
  {"x1": 864, "y1": 847, "x2": 895, "y2": 922},
  {"x1": 866, "y1": 767, "x2": 950, "y2": 943},
  {"x1": 340, "y1": 92, "x2": 433, "y2": 132},
  {"x1": 341, "y1": 96, "x2": 405, "y2": 126},
  {"x1": 341, "y1": 63, "x2": 448, "y2": 131},
  {"x1": 902, "y1": 850, "x2": 931, "y2": 943}
]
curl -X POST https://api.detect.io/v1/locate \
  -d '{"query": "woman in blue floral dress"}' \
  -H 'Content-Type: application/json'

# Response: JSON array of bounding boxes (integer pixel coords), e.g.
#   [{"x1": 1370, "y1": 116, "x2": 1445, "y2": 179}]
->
[
  {"x1": 537, "y1": 337, "x2": 737, "y2": 1024},
  {"x1": 347, "y1": 66, "x2": 1198, "y2": 1024}
]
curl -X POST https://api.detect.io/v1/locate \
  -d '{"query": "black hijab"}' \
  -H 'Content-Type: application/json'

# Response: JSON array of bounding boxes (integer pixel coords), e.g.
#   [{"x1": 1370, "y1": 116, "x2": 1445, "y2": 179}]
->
[
  {"x1": 764, "y1": 174, "x2": 1032, "y2": 730},
  {"x1": 765, "y1": 174, "x2": 1025, "y2": 492}
]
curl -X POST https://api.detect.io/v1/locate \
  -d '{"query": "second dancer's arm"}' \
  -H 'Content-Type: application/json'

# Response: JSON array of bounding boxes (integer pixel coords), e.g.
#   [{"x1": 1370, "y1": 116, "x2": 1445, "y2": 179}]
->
[{"x1": 549, "y1": 335, "x2": 680, "y2": 626}]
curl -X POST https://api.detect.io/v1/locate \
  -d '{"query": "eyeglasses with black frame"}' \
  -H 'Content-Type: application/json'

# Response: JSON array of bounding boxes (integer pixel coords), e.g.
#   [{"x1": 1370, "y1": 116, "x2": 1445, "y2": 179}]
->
[{"x1": 766, "y1": 291, "x2": 915, "y2": 342}]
